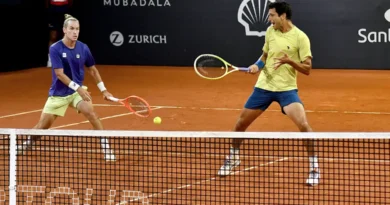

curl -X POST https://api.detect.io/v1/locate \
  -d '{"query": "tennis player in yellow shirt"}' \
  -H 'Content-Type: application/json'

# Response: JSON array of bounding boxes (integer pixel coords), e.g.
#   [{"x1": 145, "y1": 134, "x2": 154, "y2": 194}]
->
[{"x1": 218, "y1": 1, "x2": 320, "y2": 186}]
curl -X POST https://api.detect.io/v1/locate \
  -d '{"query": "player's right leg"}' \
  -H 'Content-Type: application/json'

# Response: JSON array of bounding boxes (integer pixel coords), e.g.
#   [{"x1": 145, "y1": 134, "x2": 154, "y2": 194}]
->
[
  {"x1": 71, "y1": 89, "x2": 116, "y2": 162},
  {"x1": 279, "y1": 90, "x2": 320, "y2": 186},
  {"x1": 17, "y1": 96, "x2": 70, "y2": 155},
  {"x1": 218, "y1": 87, "x2": 272, "y2": 176}
]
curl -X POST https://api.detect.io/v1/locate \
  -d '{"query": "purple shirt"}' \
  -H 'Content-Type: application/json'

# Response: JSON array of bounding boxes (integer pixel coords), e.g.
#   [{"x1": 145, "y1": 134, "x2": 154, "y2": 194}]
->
[{"x1": 49, "y1": 40, "x2": 95, "y2": 97}]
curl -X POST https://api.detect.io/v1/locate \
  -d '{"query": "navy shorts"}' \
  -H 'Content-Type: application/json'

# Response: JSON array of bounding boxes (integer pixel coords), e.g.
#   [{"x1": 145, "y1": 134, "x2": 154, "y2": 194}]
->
[{"x1": 244, "y1": 87, "x2": 303, "y2": 114}]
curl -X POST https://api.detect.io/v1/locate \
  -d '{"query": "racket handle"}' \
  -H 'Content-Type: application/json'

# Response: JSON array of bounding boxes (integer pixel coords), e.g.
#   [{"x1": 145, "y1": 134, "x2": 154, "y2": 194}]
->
[
  {"x1": 108, "y1": 96, "x2": 119, "y2": 102},
  {"x1": 239, "y1": 67, "x2": 250, "y2": 72}
]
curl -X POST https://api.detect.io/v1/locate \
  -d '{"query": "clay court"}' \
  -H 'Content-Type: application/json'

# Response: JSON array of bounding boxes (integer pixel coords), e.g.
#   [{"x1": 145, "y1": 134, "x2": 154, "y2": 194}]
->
[
  {"x1": 2, "y1": 66, "x2": 390, "y2": 131},
  {"x1": 1, "y1": 66, "x2": 390, "y2": 204}
]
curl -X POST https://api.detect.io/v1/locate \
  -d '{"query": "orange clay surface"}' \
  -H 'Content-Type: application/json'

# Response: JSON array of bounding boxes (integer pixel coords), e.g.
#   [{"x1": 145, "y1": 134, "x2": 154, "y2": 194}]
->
[
  {"x1": 1, "y1": 66, "x2": 390, "y2": 204},
  {"x1": 1, "y1": 66, "x2": 390, "y2": 132}
]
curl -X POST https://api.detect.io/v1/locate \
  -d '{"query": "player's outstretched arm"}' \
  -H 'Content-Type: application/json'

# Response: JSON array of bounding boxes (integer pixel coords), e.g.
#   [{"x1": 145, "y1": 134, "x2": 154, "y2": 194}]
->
[{"x1": 87, "y1": 65, "x2": 113, "y2": 101}]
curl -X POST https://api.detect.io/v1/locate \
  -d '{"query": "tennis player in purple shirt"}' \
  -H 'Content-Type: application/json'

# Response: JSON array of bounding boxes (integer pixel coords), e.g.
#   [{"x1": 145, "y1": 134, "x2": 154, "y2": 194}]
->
[{"x1": 18, "y1": 14, "x2": 116, "y2": 161}]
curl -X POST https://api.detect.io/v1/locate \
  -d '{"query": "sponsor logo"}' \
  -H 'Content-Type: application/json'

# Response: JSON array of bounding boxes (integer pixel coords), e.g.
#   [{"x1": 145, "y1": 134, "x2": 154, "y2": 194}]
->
[
  {"x1": 358, "y1": 8, "x2": 390, "y2": 43},
  {"x1": 110, "y1": 31, "x2": 124, "y2": 46},
  {"x1": 110, "y1": 31, "x2": 167, "y2": 46},
  {"x1": 2, "y1": 185, "x2": 149, "y2": 204},
  {"x1": 103, "y1": 0, "x2": 171, "y2": 7},
  {"x1": 238, "y1": 0, "x2": 275, "y2": 37}
]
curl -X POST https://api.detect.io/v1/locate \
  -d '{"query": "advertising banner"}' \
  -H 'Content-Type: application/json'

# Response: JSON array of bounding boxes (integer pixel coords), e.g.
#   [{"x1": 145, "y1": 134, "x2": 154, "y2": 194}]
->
[{"x1": 74, "y1": 0, "x2": 390, "y2": 69}]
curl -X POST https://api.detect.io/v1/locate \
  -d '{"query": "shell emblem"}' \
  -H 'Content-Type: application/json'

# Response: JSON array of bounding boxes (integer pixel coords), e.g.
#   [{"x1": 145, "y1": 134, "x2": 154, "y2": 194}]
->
[{"x1": 238, "y1": 0, "x2": 275, "y2": 37}]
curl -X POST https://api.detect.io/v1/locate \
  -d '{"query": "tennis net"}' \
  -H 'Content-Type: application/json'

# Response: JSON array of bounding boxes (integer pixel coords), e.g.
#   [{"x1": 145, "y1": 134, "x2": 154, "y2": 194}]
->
[{"x1": 0, "y1": 129, "x2": 389, "y2": 204}]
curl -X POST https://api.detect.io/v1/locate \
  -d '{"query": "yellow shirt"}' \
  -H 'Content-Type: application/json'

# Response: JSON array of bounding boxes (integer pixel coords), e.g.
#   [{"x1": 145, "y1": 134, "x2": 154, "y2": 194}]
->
[{"x1": 255, "y1": 25, "x2": 312, "y2": 91}]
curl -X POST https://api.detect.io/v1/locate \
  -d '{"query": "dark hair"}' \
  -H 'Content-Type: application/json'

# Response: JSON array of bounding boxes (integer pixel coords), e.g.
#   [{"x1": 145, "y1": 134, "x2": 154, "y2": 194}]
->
[{"x1": 268, "y1": 1, "x2": 292, "y2": 20}]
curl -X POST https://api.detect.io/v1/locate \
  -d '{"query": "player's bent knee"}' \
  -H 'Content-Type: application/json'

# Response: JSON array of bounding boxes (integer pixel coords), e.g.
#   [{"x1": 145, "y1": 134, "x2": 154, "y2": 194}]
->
[
  {"x1": 77, "y1": 102, "x2": 100, "y2": 121},
  {"x1": 77, "y1": 101, "x2": 94, "y2": 113},
  {"x1": 234, "y1": 109, "x2": 263, "y2": 131},
  {"x1": 36, "y1": 114, "x2": 56, "y2": 129},
  {"x1": 84, "y1": 110, "x2": 99, "y2": 120},
  {"x1": 36, "y1": 120, "x2": 50, "y2": 129},
  {"x1": 299, "y1": 122, "x2": 312, "y2": 132},
  {"x1": 234, "y1": 119, "x2": 246, "y2": 131},
  {"x1": 234, "y1": 117, "x2": 252, "y2": 131}
]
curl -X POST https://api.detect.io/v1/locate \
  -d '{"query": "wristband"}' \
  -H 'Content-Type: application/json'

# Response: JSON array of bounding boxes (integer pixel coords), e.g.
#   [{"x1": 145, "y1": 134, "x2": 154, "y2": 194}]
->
[
  {"x1": 97, "y1": 82, "x2": 107, "y2": 92},
  {"x1": 255, "y1": 60, "x2": 265, "y2": 68},
  {"x1": 68, "y1": 81, "x2": 80, "y2": 91}
]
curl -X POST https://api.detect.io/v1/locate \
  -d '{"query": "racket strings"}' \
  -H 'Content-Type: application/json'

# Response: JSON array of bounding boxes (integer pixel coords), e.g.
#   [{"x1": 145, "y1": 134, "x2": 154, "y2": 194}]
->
[
  {"x1": 195, "y1": 56, "x2": 227, "y2": 78},
  {"x1": 126, "y1": 98, "x2": 150, "y2": 117}
]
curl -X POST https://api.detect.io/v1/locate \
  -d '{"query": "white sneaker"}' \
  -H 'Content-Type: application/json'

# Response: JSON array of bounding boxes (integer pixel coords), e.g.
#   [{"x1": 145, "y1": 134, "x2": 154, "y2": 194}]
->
[
  {"x1": 17, "y1": 139, "x2": 34, "y2": 155},
  {"x1": 218, "y1": 156, "x2": 241, "y2": 176},
  {"x1": 104, "y1": 150, "x2": 116, "y2": 162},
  {"x1": 306, "y1": 168, "x2": 320, "y2": 186}
]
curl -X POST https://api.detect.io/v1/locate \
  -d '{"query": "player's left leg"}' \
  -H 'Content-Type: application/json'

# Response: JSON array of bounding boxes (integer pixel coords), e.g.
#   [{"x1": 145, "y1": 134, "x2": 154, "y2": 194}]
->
[
  {"x1": 71, "y1": 89, "x2": 116, "y2": 162},
  {"x1": 278, "y1": 89, "x2": 320, "y2": 186},
  {"x1": 218, "y1": 88, "x2": 273, "y2": 176},
  {"x1": 17, "y1": 95, "x2": 70, "y2": 155}
]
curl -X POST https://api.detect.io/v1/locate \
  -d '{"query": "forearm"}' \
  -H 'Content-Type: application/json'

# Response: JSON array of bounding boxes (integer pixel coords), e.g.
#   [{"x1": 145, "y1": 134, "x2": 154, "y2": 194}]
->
[
  {"x1": 56, "y1": 72, "x2": 74, "y2": 88},
  {"x1": 254, "y1": 53, "x2": 268, "y2": 69},
  {"x1": 287, "y1": 60, "x2": 311, "y2": 75},
  {"x1": 89, "y1": 68, "x2": 103, "y2": 84},
  {"x1": 260, "y1": 54, "x2": 267, "y2": 64},
  {"x1": 88, "y1": 66, "x2": 108, "y2": 92}
]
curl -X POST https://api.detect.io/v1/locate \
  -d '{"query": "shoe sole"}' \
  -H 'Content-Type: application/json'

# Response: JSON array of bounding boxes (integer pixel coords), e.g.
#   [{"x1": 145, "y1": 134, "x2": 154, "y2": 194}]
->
[
  {"x1": 104, "y1": 154, "x2": 116, "y2": 162},
  {"x1": 218, "y1": 160, "x2": 241, "y2": 176}
]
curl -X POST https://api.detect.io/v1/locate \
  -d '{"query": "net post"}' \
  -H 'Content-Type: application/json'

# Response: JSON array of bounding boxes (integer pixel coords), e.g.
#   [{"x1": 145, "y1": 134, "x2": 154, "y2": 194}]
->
[{"x1": 9, "y1": 129, "x2": 17, "y2": 205}]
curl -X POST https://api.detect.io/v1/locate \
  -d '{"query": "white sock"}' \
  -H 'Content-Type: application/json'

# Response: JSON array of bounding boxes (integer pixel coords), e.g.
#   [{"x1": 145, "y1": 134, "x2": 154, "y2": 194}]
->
[
  {"x1": 309, "y1": 156, "x2": 319, "y2": 170},
  {"x1": 26, "y1": 136, "x2": 33, "y2": 144},
  {"x1": 100, "y1": 138, "x2": 111, "y2": 152},
  {"x1": 230, "y1": 147, "x2": 240, "y2": 160}
]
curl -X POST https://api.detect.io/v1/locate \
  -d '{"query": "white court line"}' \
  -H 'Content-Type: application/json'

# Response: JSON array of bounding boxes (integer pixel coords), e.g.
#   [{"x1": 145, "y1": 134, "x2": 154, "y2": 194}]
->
[
  {"x1": 94, "y1": 104, "x2": 390, "y2": 115},
  {"x1": 1, "y1": 104, "x2": 390, "y2": 120},
  {"x1": 0, "y1": 104, "x2": 157, "y2": 120},
  {"x1": 0, "y1": 107, "x2": 161, "y2": 139},
  {"x1": 116, "y1": 157, "x2": 289, "y2": 205},
  {"x1": 50, "y1": 107, "x2": 162, "y2": 129},
  {"x1": 0, "y1": 109, "x2": 42, "y2": 119}
]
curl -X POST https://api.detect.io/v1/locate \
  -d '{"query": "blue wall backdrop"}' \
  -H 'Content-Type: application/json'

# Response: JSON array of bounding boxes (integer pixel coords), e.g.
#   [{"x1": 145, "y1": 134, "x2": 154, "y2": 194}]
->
[
  {"x1": 1, "y1": 0, "x2": 390, "y2": 72},
  {"x1": 72, "y1": 0, "x2": 390, "y2": 69}
]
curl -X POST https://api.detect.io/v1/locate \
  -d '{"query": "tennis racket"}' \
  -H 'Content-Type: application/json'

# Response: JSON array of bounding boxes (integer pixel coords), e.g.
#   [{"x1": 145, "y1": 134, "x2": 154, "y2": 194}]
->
[
  {"x1": 193, "y1": 54, "x2": 249, "y2": 80},
  {"x1": 108, "y1": 96, "x2": 152, "y2": 118}
]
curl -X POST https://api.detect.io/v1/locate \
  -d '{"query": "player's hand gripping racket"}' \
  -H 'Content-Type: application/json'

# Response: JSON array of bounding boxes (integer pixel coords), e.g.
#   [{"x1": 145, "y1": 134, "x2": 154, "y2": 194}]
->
[
  {"x1": 108, "y1": 96, "x2": 152, "y2": 118},
  {"x1": 194, "y1": 54, "x2": 249, "y2": 80}
]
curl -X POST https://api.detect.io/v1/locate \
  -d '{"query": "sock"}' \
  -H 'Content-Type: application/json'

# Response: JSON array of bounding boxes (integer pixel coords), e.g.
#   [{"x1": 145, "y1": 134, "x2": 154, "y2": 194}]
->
[
  {"x1": 26, "y1": 135, "x2": 34, "y2": 144},
  {"x1": 230, "y1": 147, "x2": 240, "y2": 160},
  {"x1": 309, "y1": 156, "x2": 319, "y2": 170},
  {"x1": 100, "y1": 138, "x2": 111, "y2": 152}
]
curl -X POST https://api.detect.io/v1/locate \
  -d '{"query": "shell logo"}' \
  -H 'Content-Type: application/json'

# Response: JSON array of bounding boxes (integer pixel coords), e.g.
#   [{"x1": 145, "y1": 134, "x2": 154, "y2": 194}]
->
[
  {"x1": 237, "y1": 0, "x2": 275, "y2": 37},
  {"x1": 385, "y1": 8, "x2": 390, "y2": 23}
]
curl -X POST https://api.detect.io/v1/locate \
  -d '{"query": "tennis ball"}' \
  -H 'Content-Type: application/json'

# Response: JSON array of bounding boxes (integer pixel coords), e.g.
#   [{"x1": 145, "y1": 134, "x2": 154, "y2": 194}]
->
[{"x1": 153, "y1": 116, "x2": 162, "y2": 124}]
